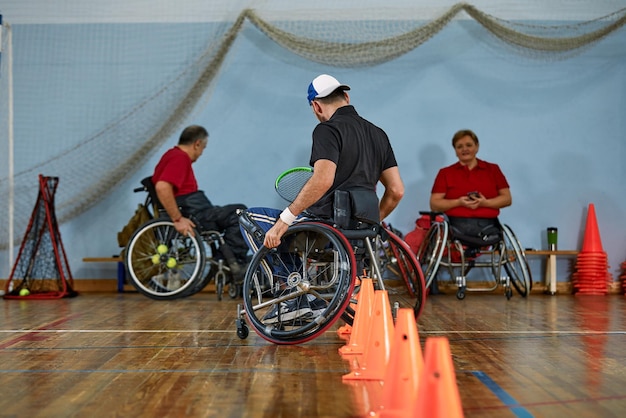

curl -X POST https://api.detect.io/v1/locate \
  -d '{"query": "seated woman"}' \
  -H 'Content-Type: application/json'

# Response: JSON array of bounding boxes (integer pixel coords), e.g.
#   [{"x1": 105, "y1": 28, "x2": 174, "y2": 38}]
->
[{"x1": 430, "y1": 129, "x2": 512, "y2": 249}]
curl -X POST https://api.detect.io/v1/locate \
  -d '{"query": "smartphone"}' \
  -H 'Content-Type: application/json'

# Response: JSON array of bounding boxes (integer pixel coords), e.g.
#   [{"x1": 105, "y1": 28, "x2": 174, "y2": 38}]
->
[{"x1": 467, "y1": 191, "x2": 480, "y2": 200}]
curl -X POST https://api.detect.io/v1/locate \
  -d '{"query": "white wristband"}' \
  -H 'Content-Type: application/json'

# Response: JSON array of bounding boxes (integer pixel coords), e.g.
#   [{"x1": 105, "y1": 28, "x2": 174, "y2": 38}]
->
[{"x1": 279, "y1": 207, "x2": 297, "y2": 226}]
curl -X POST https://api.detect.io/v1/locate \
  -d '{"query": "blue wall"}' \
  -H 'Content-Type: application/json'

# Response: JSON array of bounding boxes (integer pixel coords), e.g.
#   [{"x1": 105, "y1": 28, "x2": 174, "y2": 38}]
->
[{"x1": 4, "y1": 19, "x2": 626, "y2": 286}]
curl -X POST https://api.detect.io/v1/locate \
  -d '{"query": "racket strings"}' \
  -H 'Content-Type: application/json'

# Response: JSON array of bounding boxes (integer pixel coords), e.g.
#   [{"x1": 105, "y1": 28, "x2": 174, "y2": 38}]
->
[{"x1": 276, "y1": 170, "x2": 313, "y2": 202}]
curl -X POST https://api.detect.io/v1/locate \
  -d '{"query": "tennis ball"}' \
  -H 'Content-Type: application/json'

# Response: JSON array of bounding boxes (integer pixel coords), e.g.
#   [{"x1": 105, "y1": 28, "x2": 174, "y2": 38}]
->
[
  {"x1": 151, "y1": 254, "x2": 161, "y2": 265},
  {"x1": 157, "y1": 244, "x2": 168, "y2": 254},
  {"x1": 166, "y1": 258, "x2": 177, "y2": 268},
  {"x1": 19, "y1": 288, "x2": 30, "y2": 297}
]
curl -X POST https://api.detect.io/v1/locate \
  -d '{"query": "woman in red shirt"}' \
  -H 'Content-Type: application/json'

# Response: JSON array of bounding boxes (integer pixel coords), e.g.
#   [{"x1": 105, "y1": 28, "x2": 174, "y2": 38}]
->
[
  {"x1": 430, "y1": 129, "x2": 511, "y2": 219},
  {"x1": 429, "y1": 129, "x2": 511, "y2": 245}
]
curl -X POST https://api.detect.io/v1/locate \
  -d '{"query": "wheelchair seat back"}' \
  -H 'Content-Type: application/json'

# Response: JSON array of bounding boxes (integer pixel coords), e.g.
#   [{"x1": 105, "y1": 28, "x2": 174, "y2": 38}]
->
[
  {"x1": 140, "y1": 176, "x2": 167, "y2": 217},
  {"x1": 332, "y1": 188, "x2": 379, "y2": 228},
  {"x1": 330, "y1": 188, "x2": 381, "y2": 256}
]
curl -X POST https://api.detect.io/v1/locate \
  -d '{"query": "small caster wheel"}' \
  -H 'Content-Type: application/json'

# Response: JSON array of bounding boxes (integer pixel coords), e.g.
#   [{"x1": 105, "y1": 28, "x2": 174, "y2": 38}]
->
[
  {"x1": 216, "y1": 281, "x2": 223, "y2": 301},
  {"x1": 456, "y1": 290, "x2": 465, "y2": 300},
  {"x1": 229, "y1": 283, "x2": 242, "y2": 299},
  {"x1": 228, "y1": 283, "x2": 237, "y2": 299},
  {"x1": 236, "y1": 319, "x2": 249, "y2": 339},
  {"x1": 506, "y1": 288, "x2": 512, "y2": 300}
]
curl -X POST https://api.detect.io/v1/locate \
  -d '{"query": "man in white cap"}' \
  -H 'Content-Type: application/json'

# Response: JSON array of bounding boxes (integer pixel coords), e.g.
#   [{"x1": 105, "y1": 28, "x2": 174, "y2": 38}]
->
[{"x1": 239, "y1": 74, "x2": 404, "y2": 323}]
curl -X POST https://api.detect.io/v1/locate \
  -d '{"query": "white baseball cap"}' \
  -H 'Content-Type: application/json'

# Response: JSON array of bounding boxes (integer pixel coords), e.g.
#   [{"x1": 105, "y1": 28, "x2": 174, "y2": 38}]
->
[{"x1": 307, "y1": 74, "x2": 350, "y2": 104}]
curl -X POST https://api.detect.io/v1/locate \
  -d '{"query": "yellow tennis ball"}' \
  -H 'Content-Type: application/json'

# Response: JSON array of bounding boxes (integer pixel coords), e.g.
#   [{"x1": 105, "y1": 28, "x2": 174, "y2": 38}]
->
[
  {"x1": 19, "y1": 288, "x2": 30, "y2": 297},
  {"x1": 166, "y1": 258, "x2": 177, "y2": 268},
  {"x1": 151, "y1": 254, "x2": 161, "y2": 264},
  {"x1": 157, "y1": 244, "x2": 168, "y2": 254}
]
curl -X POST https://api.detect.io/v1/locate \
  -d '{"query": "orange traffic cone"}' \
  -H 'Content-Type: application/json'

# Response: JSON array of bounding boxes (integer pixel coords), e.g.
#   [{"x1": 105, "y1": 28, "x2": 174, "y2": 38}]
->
[
  {"x1": 343, "y1": 289, "x2": 394, "y2": 381},
  {"x1": 337, "y1": 288, "x2": 360, "y2": 337},
  {"x1": 344, "y1": 380, "x2": 384, "y2": 417},
  {"x1": 414, "y1": 337, "x2": 464, "y2": 418},
  {"x1": 339, "y1": 278, "x2": 375, "y2": 356},
  {"x1": 581, "y1": 203, "x2": 604, "y2": 253},
  {"x1": 378, "y1": 308, "x2": 424, "y2": 418},
  {"x1": 574, "y1": 203, "x2": 611, "y2": 295}
]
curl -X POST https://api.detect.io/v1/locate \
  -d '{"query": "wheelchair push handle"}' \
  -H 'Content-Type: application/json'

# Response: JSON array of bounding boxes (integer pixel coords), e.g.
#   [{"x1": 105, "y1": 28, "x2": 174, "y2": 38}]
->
[
  {"x1": 418, "y1": 210, "x2": 444, "y2": 223},
  {"x1": 237, "y1": 209, "x2": 265, "y2": 243}
]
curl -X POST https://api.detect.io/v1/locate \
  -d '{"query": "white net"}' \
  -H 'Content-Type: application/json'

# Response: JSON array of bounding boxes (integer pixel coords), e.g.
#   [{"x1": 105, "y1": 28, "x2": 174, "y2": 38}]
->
[{"x1": 1, "y1": 1, "x2": 625, "y2": 254}]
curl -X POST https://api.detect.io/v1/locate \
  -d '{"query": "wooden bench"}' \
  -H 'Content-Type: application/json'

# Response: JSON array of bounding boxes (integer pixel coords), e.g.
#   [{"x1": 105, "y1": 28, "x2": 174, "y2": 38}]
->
[
  {"x1": 82, "y1": 257, "x2": 128, "y2": 292},
  {"x1": 524, "y1": 250, "x2": 579, "y2": 295}
]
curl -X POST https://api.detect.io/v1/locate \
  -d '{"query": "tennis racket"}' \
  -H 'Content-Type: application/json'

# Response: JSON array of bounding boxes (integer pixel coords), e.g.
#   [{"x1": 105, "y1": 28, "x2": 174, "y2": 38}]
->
[{"x1": 275, "y1": 167, "x2": 313, "y2": 202}]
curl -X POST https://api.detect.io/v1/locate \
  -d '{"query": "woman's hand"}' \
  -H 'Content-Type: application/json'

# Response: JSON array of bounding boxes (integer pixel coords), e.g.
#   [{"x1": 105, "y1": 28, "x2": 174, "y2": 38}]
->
[{"x1": 459, "y1": 193, "x2": 483, "y2": 210}]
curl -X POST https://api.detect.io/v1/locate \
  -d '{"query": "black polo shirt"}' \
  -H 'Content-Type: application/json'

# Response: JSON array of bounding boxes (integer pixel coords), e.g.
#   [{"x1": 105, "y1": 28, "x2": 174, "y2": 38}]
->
[{"x1": 307, "y1": 105, "x2": 398, "y2": 218}]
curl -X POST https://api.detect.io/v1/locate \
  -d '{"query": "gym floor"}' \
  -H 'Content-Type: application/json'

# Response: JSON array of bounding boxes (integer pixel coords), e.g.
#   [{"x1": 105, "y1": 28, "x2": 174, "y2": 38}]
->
[{"x1": 0, "y1": 288, "x2": 625, "y2": 417}]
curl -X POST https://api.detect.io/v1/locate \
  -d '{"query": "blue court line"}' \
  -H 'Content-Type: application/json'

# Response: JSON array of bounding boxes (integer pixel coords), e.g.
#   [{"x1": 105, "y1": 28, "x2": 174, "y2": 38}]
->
[{"x1": 472, "y1": 371, "x2": 534, "y2": 418}]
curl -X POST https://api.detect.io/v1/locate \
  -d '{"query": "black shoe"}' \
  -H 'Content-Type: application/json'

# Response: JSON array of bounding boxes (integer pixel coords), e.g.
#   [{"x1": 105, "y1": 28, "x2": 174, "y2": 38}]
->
[
  {"x1": 305, "y1": 294, "x2": 327, "y2": 318},
  {"x1": 229, "y1": 261, "x2": 245, "y2": 283}
]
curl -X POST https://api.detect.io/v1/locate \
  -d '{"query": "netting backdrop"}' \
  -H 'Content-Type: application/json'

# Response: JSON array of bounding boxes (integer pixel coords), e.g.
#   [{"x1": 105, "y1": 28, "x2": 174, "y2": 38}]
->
[{"x1": 1, "y1": 1, "x2": 625, "y2": 257}]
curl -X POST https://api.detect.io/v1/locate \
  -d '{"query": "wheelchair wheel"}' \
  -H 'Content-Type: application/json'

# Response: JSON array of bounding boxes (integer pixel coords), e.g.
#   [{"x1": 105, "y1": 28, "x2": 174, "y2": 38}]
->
[
  {"x1": 183, "y1": 233, "x2": 235, "y2": 298},
  {"x1": 125, "y1": 219, "x2": 206, "y2": 300},
  {"x1": 382, "y1": 229, "x2": 427, "y2": 319},
  {"x1": 241, "y1": 222, "x2": 356, "y2": 345},
  {"x1": 502, "y1": 224, "x2": 532, "y2": 297},
  {"x1": 415, "y1": 220, "x2": 447, "y2": 289}
]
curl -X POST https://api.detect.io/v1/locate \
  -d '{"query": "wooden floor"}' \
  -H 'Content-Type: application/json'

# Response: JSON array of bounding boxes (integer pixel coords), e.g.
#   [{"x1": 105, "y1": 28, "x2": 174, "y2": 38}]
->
[{"x1": 1, "y1": 287, "x2": 625, "y2": 417}]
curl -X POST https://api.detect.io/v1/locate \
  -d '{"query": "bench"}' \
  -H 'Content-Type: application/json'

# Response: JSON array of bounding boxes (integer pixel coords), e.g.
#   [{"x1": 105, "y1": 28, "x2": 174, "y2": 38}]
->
[
  {"x1": 82, "y1": 257, "x2": 128, "y2": 292},
  {"x1": 524, "y1": 250, "x2": 579, "y2": 295}
]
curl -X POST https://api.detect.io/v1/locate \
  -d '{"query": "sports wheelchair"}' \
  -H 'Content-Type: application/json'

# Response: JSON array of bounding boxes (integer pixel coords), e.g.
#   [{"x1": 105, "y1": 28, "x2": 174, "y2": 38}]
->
[
  {"x1": 124, "y1": 177, "x2": 243, "y2": 301},
  {"x1": 235, "y1": 209, "x2": 426, "y2": 345},
  {"x1": 415, "y1": 212, "x2": 532, "y2": 300}
]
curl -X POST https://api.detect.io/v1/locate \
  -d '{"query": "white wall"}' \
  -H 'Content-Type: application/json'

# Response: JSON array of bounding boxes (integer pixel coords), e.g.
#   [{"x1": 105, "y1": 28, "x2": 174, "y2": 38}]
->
[{"x1": 2, "y1": 1, "x2": 626, "y2": 287}]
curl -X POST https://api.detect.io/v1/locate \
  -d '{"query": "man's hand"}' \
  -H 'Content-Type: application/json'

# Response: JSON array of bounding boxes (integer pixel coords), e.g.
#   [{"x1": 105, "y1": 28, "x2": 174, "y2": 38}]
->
[
  {"x1": 263, "y1": 219, "x2": 289, "y2": 248},
  {"x1": 174, "y1": 217, "x2": 196, "y2": 237}
]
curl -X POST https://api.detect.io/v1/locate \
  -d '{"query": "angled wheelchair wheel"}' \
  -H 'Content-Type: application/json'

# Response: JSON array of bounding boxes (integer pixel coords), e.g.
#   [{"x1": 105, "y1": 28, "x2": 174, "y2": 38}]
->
[
  {"x1": 382, "y1": 229, "x2": 427, "y2": 319},
  {"x1": 502, "y1": 224, "x2": 532, "y2": 297},
  {"x1": 241, "y1": 222, "x2": 356, "y2": 345},
  {"x1": 125, "y1": 219, "x2": 206, "y2": 300},
  {"x1": 415, "y1": 220, "x2": 447, "y2": 289},
  {"x1": 183, "y1": 237, "x2": 220, "y2": 298}
]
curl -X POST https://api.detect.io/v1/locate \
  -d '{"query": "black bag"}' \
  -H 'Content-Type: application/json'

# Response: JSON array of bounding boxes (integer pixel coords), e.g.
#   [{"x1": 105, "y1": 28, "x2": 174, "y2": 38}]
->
[
  {"x1": 447, "y1": 216, "x2": 502, "y2": 247},
  {"x1": 333, "y1": 188, "x2": 379, "y2": 228},
  {"x1": 117, "y1": 204, "x2": 151, "y2": 247}
]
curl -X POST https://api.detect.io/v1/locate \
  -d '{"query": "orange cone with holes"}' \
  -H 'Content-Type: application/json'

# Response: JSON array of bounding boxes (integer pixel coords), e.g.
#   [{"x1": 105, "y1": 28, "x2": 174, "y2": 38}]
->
[
  {"x1": 343, "y1": 289, "x2": 394, "y2": 381},
  {"x1": 378, "y1": 308, "x2": 424, "y2": 417},
  {"x1": 414, "y1": 337, "x2": 464, "y2": 418},
  {"x1": 339, "y1": 278, "x2": 375, "y2": 356},
  {"x1": 573, "y1": 204, "x2": 611, "y2": 295}
]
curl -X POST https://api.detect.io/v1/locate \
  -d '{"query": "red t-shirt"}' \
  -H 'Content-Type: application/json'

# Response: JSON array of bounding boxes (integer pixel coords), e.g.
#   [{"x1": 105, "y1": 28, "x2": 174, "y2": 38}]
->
[
  {"x1": 431, "y1": 159, "x2": 509, "y2": 218},
  {"x1": 152, "y1": 147, "x2": 198, "y2": 197}
]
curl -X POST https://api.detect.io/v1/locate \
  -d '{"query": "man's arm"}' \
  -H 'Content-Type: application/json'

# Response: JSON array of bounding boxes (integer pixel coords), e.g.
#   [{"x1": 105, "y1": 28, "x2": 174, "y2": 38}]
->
[
  {"x1": 154, "y1": 180, "x2": 196, "y2": 235},
  {"x1": 378, "y1": 166, "x2": 404, "y2": 221},
  {"x1": 263, "y1": 159, "x2": 336, "y2": 248},
  {"x1": 289, "y1": 159, "x2": 336, "y2": 215}
]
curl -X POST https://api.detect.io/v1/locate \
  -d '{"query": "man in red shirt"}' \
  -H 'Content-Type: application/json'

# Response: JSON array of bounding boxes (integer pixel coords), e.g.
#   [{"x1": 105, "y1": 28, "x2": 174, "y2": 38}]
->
[{"x1": 153, "y1": 125, "x2": 248, "y2": 274}]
